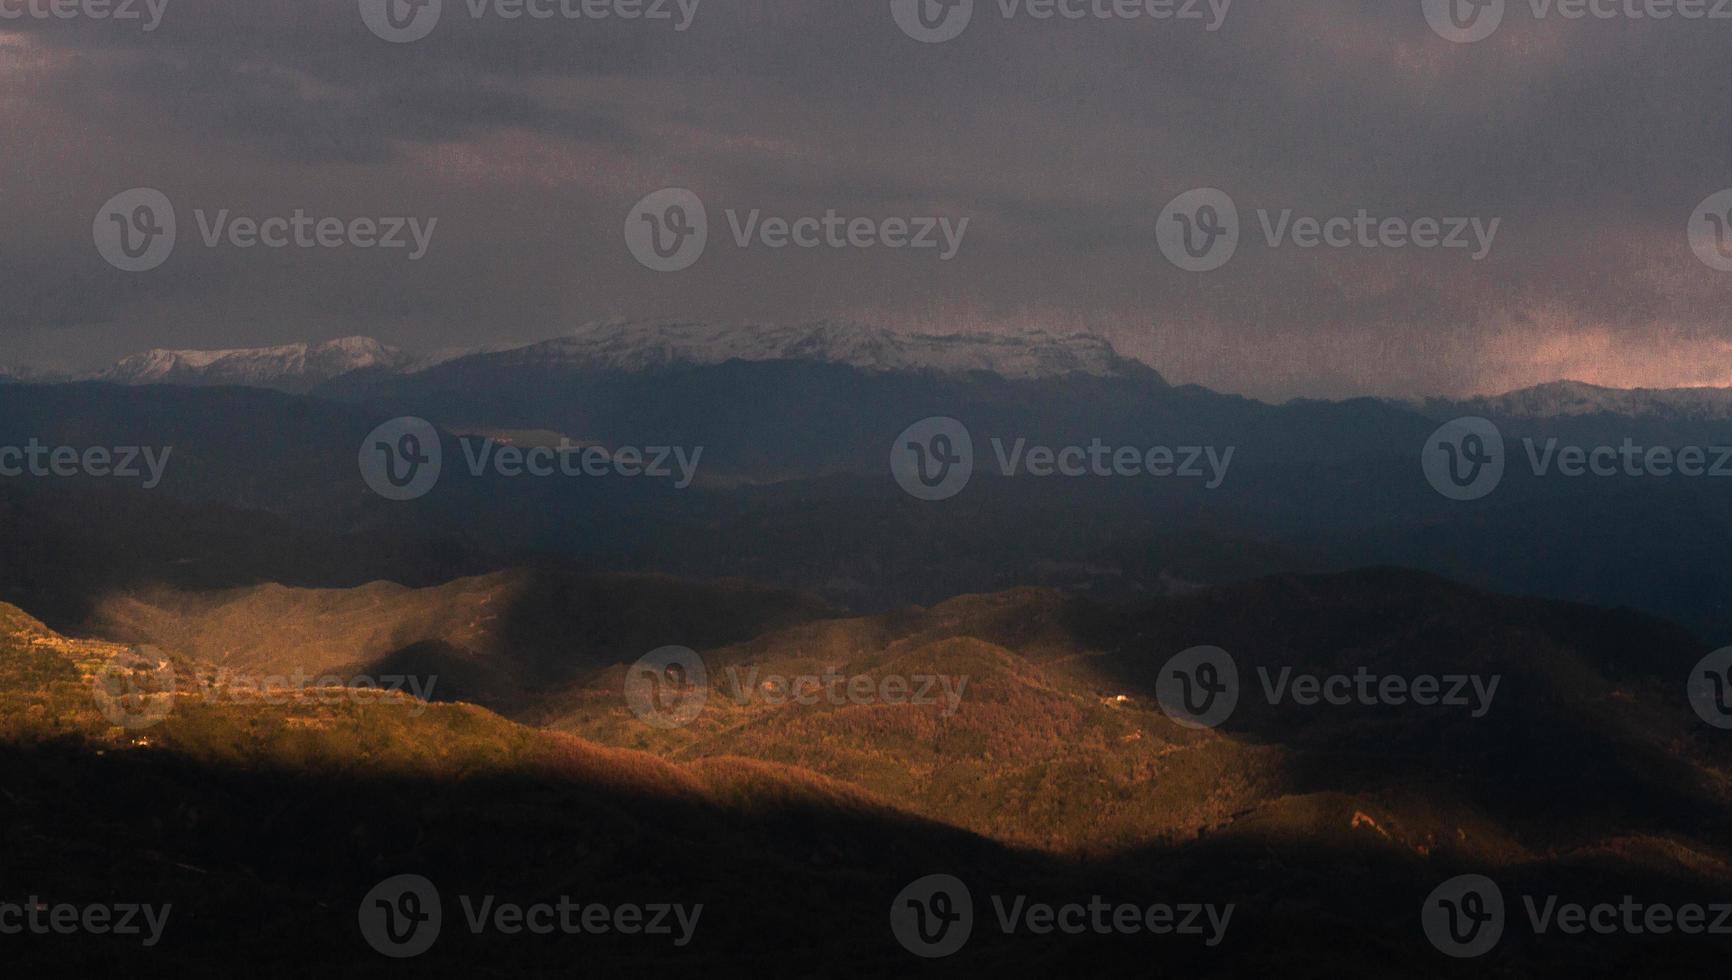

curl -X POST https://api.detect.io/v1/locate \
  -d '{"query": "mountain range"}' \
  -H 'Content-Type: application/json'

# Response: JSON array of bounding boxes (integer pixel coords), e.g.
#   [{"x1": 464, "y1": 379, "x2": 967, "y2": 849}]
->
[
  {"x1": 95, "y1": 336, "x2": 416, "y2": 393},
  {"x1": 1414, "y1": 380, "x2": 1732, "y2": 422},
  {"x1": 471, "y1": 320, "x2": 1150, "y2": 380},
  {"x1": 5, "y1": 346, "x2": 1732, "y2": 640},
  {"x1": 2, "y1": 322, "x2": 1152, "y2": 393},
  {"x1": 11, "y1": 323, "x2": 1732, "y2": 425},
  {"x1": 7, "y1": 324, "x2": 1732, "y2": 975}
]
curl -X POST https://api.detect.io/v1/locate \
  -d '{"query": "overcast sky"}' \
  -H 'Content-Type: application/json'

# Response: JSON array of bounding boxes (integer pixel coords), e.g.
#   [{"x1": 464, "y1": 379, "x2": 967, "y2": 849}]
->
[{"x1": 3, "y1": 0, "x2": 1731, "y2": 400}]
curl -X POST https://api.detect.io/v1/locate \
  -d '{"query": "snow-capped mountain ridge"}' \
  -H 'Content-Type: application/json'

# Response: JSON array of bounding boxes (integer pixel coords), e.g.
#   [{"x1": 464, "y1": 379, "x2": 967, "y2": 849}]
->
[
  {"x1": 1429, "y1": 379, "x2": 1732, "y2": 421},
  {"x1": 97, "y1": 337, "x2": 414, "y2": 392},
  {"x1": 490, "y1": 320, "x2": 1151, "y2": 380},
  {"x1": 78, "y1": 322, "x2": 1154, "y2": 391},
  {"x1": 62, "y1": 326, "x2": 1731, "y2": 409}
]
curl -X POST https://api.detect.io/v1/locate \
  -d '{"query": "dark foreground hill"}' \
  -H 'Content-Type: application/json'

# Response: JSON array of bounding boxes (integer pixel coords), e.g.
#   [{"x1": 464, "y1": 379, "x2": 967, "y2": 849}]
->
[
  {"x1": 77, "y1": 568, "x2": 1732, "y2": 861},
  {"x1": 18, "y1": 569, "x2": 1732, "y2": 976}
]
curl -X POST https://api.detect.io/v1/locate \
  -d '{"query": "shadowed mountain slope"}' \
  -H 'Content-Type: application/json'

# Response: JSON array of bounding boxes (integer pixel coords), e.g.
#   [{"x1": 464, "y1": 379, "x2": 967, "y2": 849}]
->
[
  {"x1": 73, "y1": 567, "x2": 1732, "y2": 873},
  {"x1": 6, "y1": 580, "x2": 1732, "y2": 976}
]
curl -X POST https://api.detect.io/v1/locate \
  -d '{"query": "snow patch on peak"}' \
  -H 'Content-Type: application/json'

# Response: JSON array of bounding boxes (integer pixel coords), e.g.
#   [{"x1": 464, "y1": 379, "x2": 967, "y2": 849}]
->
[
  {"x1": 97, "y1": 337, "x2": 413, "y2": 392},
  {"x1": 1463, "y1": 380, "x2": 1732, "y2": 420}
]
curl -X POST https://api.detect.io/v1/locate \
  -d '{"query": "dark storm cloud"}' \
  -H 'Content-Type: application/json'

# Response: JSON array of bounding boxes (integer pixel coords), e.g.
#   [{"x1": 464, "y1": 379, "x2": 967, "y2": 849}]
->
[{"x1": 5, "y1": 0, "x2": 1732, "y2": 397}]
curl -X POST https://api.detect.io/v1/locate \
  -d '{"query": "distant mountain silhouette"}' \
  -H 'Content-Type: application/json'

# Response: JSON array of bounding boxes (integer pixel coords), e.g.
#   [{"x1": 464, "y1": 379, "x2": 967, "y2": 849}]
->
[
  {"x1": 5, "y1": 378, "x2": 1732, "y2": 638},
  {"x1": 1416, "y1": 379, "x2": 1732, "y2": 421},
  {"x1": 55, "y1": 321, "x2": 1157, "y2": 396}
]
